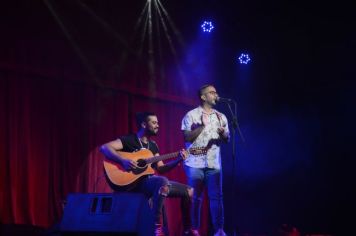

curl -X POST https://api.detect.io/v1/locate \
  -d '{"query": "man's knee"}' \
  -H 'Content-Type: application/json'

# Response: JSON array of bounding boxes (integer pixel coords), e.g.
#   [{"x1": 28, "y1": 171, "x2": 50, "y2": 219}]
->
[
  {"x1": 159, "y1": 185, "x2": 170, "y2": 197},
  {"x1": 187, "y1": 187, "x2": 194, "y2": 198},
  {"x1": 157, "y1": 176, "x2": 169, "y2": 186}
]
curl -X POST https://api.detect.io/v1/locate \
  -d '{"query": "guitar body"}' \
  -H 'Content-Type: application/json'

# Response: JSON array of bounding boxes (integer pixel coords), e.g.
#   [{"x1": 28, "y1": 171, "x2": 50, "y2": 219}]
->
[
  {"x1": 103, "y1": 147, "x2": 205, "y2": 189},
  {"x1": 103, "y1": 149, "x2": 156, "y2": 187}
]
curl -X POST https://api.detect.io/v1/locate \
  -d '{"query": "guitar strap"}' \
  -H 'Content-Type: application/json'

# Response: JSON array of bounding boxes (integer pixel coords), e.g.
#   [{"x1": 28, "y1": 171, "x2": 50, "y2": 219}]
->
[
  {"x1": 188, "y1": 110, "x2": 224, "y2": 155},
  {"x1": 137, "y1": 135, "x2": 150, "y2": 150}
]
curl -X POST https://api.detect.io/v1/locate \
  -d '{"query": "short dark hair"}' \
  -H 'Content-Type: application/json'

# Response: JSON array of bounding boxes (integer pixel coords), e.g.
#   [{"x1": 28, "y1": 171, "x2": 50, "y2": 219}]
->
[
  {"x1": 198, "y1": 84, "x2": 215, "y2": 100},
  {"x1": 135, "y1": 112, "x2": 156, "y2": 130}
]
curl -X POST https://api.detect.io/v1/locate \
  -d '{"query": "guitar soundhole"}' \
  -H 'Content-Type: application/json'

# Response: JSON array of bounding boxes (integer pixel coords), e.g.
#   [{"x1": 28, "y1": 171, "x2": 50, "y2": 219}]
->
[
  {"x1": 137, "y1": 159, "x2": 147, "y2": 168},
  {"x1": 131, "y1": 159, "x2": 148, "y2": 175}
]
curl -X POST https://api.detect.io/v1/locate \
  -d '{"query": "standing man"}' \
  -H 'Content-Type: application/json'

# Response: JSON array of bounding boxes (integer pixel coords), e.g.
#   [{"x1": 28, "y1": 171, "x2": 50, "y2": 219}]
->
[
  {"x1": 100, "y1": 112, "x2": 197, "y2": 236},
  {"x1": 181, "y1": 85, "x2": 230, "y2": 236}
]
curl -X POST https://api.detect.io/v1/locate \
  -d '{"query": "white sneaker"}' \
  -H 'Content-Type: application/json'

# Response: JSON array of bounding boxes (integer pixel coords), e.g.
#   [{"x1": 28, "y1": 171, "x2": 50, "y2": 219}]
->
[{"x1": 214, "y1": 228, "x2": 226, "y2": 236}]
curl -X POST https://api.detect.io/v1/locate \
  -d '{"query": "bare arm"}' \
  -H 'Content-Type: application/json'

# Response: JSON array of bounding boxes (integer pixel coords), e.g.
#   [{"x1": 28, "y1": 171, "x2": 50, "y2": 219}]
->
[
  {"x1": 155, "y1": 150, "x2": 187, "y2": 174},
  {"x1": 99, "y1": 139, "x2": 138, "y2": 171},
  {"x1": 183, "y1": 125, "x2": 205, "y2": 143},
  {"x1": 156, "y1": 157, "x2": 182, "y2": 174},
  {"x1": 183, "y1": 113, "x2": 210, "y2": 142}
]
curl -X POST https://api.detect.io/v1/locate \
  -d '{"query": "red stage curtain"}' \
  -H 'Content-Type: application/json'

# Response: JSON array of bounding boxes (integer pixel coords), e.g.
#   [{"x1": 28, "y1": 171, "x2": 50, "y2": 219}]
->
[{"x1": 0, "y1": 69, "x2": 209, "y2": 235}]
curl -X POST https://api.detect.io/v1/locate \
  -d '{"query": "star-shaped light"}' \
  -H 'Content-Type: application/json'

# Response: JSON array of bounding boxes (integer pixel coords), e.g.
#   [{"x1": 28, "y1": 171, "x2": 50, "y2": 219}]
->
[
  {"x1": 238, "y1": 53, "x2": 251, "y2": 64},
  {"x1": 201, "y1": 21, "x2": 214, "y2": 33}
]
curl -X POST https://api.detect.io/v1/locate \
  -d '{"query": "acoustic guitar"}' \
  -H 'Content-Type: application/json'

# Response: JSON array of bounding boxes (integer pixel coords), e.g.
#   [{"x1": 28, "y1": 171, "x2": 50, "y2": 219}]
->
[{"x1": 103, "y1": 148, "x2": 205, "y2": 188}]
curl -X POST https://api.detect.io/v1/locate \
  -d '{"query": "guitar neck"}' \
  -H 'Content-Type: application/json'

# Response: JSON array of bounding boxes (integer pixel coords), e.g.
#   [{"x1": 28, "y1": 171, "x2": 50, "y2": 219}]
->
[
  {"x1": 146, "y1": 152, "x2": 180, "y2": 164},
  {"x1": 144, "y1": 147, "x2": 206, "y2": 164}
]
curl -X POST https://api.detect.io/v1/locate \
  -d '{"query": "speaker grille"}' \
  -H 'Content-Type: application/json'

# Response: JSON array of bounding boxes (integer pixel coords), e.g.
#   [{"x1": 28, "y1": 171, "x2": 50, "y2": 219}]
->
[{"x1": 60, "y1": 193, "x2": 154, "y2": 236}]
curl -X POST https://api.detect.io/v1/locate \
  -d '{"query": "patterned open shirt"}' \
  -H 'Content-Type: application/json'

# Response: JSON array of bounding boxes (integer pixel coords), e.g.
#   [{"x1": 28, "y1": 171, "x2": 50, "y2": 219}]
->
[{"x1": 181, "y1": 106, "x2": 230, "y2": 170}]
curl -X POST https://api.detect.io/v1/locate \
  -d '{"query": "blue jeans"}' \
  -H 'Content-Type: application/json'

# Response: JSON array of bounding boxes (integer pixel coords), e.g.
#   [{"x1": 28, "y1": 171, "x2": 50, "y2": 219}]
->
[{"x1": 184, "y1": 165, "x2": 224, "y2": 232}]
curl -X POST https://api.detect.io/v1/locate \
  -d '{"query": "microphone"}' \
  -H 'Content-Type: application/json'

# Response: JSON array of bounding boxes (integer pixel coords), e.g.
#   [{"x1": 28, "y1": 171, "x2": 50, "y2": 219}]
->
[{"x1": 217, "y1": 96, "x2": 233, "y2": 103}]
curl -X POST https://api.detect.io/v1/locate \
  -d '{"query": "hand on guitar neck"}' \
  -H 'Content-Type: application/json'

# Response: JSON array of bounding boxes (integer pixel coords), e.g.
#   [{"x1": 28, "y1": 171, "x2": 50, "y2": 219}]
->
[{"x1": 179, "y1": 149, "x2": 189, "y2": 161}]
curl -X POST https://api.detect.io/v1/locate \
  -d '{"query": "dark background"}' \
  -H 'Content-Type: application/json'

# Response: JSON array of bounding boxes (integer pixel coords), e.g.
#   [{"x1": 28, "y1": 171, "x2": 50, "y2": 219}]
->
[{"x1": 1, "y1": 0, "x2": 355, "y2": 235}]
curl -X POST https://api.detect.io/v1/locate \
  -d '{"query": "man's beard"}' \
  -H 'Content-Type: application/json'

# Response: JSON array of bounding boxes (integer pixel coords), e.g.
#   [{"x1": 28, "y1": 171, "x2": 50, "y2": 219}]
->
[
  {"x1": 147, "y1": 128, "x2": 158, "y2": 136},
  {"x1": 209, "y1": 99, "x2": 217, "y2": 106}
]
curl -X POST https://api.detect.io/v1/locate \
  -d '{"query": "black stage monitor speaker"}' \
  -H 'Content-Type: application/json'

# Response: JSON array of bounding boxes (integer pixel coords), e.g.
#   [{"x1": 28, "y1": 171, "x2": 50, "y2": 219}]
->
[{"x1": 60, "y1": 193, "x2": 154, "y2": 236}]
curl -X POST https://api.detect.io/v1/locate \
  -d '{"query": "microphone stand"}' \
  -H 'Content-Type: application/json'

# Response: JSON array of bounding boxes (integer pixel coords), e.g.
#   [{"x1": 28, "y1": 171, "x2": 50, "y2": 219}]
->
[{"x1": 222, "y1": 99, "x2": 244, "y2": 236}]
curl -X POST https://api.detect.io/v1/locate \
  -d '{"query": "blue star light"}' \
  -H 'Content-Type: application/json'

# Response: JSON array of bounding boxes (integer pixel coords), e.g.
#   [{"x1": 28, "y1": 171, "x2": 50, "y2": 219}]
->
[
  {"x1": 201, "y1": 21, "x2": 214, "y2": 33},
  {"x1": 238, "y1": 53, "x2": 251, "y2": 64}
]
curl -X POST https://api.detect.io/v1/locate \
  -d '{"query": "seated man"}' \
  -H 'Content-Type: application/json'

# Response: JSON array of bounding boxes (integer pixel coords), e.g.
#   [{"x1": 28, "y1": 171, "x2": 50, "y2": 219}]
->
[{"x1": 100, "y1": 111, "x2": 199, "y2": 236}]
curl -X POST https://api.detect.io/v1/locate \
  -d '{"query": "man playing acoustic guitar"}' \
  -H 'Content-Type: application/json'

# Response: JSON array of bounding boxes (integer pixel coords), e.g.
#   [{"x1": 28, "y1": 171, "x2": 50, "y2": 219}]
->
[{"x1": 100, "y1": 112, "x2": 199, "y2": 236}]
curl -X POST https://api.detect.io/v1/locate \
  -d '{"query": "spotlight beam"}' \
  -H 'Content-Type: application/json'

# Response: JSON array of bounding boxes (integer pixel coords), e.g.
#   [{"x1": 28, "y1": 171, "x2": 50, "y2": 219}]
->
[
  {"x1": 155, "y1": 0, "x2": 186, "y2": 81},
  {"x1": 156, "y1": 0, "x2": 185, "y2": 48},
  {"x1": 153, "y1": 1, "x2": 165, "y2": 81},
  {"x1": 147, "y1": 0, "x2": 157, "y2": 92},
  {"x1": 43, "y1": 0, "x2": 101, "y2": 85},
  {"x1": 137, "y1": 3, "x2": 149, "y2": 58},
  {"x1": 112, "y1": 2, "x2": 149, "y2": 81},
  {"x1": 133, "y1": 2, "x2": 149, "y2": 37},
  {"x1": 132, "y1": 2, "x2": 150, "y2": 82},
  {"x1": 76, "y1": 0, "x2": 138, "y2": 57},
  {"x1": 77, "y1": 0, "x2": 148, "y2": 80}
]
